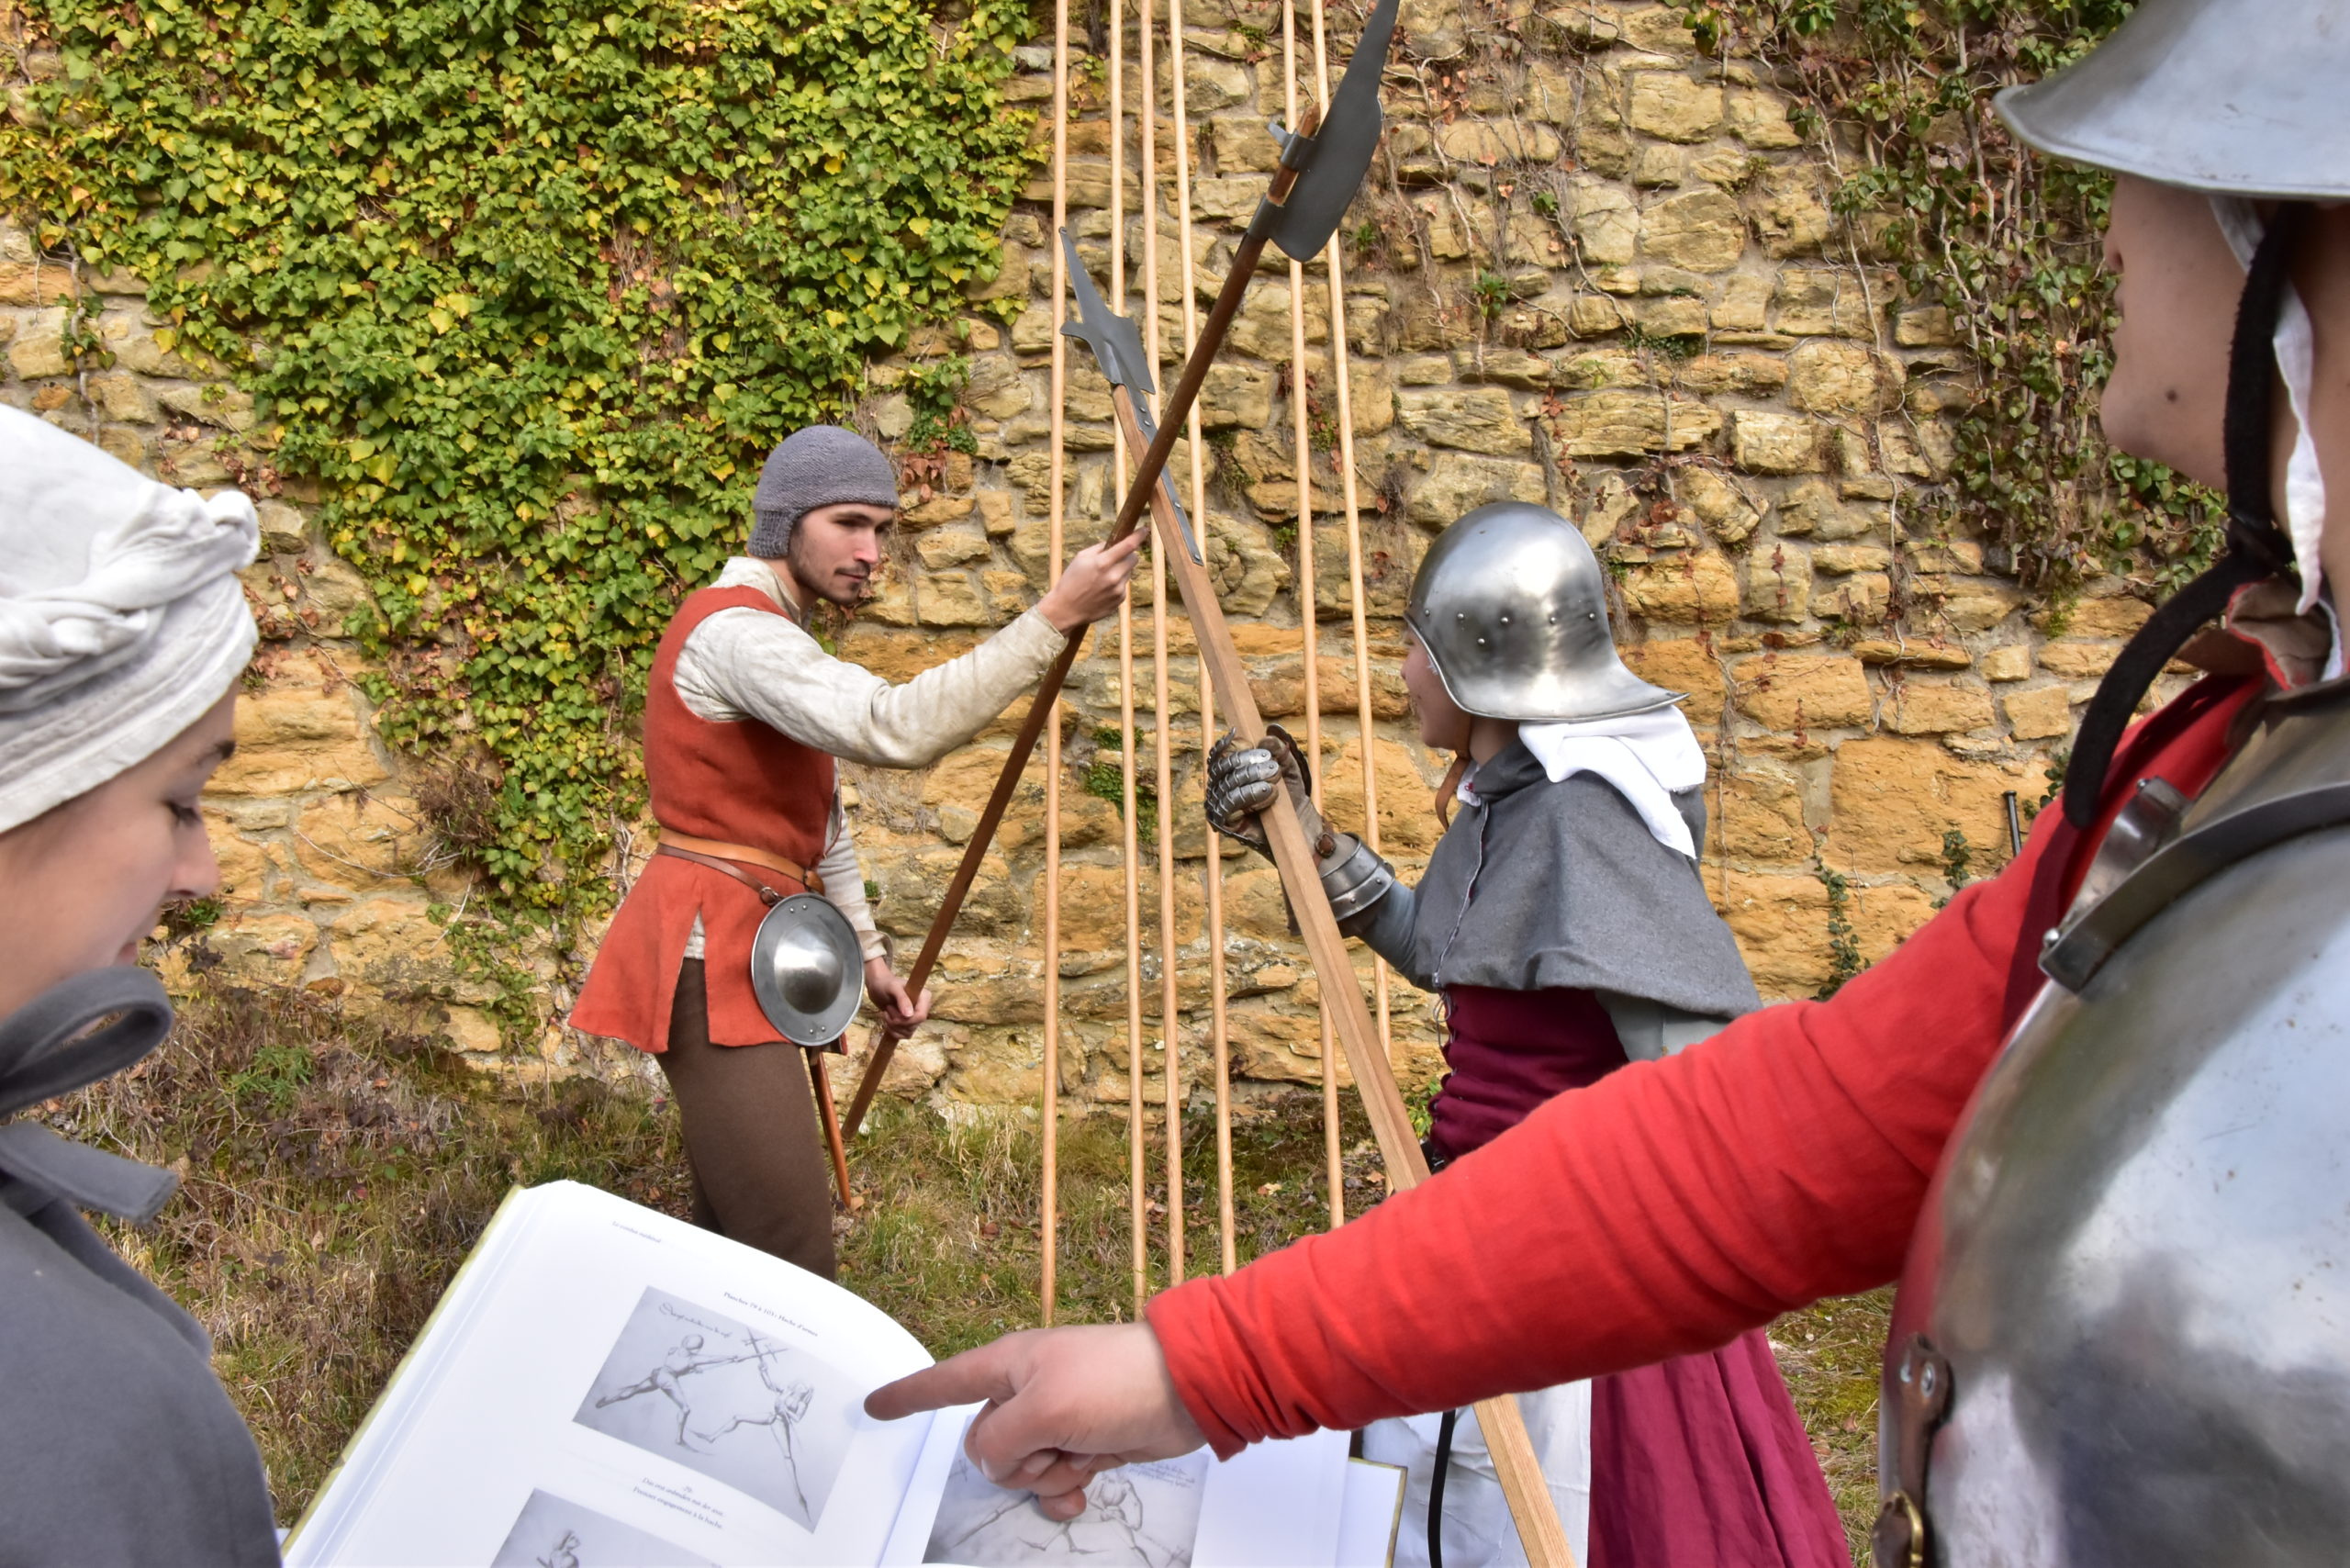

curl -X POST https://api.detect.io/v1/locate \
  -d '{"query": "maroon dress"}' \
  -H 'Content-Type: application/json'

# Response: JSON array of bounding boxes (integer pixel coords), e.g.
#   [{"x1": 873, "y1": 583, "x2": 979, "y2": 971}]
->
[{"x1": 1432, "y1": 985, "x2": 1852, "y2": 1568}]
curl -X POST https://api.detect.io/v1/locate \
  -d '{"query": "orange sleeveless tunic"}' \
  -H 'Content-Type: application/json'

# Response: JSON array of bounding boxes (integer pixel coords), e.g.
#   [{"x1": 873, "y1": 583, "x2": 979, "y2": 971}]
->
[{"x1": 571, "y1": 586, "x2": 837, "y2": 1051}]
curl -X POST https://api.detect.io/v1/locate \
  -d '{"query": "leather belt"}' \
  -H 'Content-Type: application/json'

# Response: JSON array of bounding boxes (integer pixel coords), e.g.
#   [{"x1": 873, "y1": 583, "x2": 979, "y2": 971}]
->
[{"x1": 655, "y1": 832, "x2": 823, "y2": 902}]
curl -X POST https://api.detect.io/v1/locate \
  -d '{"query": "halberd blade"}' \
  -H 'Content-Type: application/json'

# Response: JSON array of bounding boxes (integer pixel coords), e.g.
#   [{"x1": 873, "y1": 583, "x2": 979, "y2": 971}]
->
[
  {"x1": 1058, "y1": 229, "x2": 1203, "y2": 563},
  {"x1": 1059, "y1": 229, "x2": 1155, "y2": 398},
  {"x1": 1270, "y1": 0, "x2": 1399, "y2": 263}
]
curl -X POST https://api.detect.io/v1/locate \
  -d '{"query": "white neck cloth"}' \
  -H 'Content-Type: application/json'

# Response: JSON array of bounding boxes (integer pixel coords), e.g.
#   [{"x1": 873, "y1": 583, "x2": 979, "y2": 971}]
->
[
  {"x1": 2210, "y1": 197, "x2": 2329, "y2": 617},
  {"x1": 1465, "y1": 704, "x2": 1708, "y2": 857},
  {"x1": 0, "y1": 408, "x2": 259, "y2": 833}
]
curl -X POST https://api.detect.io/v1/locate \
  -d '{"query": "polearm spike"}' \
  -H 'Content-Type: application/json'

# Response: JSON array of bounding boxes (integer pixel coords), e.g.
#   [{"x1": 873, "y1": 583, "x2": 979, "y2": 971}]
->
[
  {"x1": 839, "y1": 0, "x2": 1399, "y2": 1141},
  {"x1": 1062, "y1": 229, "x2": 1203, "y2": 564}
]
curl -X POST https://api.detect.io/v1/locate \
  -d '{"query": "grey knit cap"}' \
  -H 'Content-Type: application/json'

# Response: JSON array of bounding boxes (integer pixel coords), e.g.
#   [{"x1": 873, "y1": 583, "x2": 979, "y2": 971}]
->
[{"x1": 747, "y1": 425, "x2": 901, "y2": 556}]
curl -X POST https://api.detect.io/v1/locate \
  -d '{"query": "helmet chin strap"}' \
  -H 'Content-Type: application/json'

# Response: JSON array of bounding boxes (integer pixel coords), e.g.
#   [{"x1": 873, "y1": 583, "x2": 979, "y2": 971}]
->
[
  {"x1": 2062, "y1": 202, "x2": 2311, "y2": 829},
  {"x1": 2211, "y1": 198, "x2": 2331, "y2": 615}
]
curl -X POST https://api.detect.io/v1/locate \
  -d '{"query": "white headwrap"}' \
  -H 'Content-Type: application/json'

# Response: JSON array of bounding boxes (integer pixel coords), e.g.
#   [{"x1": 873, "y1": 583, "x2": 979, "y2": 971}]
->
[
  {"x1": 1467, "y1": 704, "x2": 1708, "y2": 857},
  {"x1": 0, "y1": 408, "x2": 260, "y2": 834}
]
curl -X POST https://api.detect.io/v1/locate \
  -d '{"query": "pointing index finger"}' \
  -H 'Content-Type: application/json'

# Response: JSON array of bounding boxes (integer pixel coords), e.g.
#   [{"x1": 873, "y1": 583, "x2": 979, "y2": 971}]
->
[{"x1": 863, "y1": 1342, "x2": 1022, "y2": 1421}]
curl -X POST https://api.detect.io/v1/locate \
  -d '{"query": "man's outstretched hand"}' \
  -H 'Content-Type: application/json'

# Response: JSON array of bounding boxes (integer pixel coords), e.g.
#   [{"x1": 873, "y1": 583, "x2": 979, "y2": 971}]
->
[
  {"x1": 863, "y1": 1323, "x2": 1209, "y2": 1519},
  {"x1": 1035, "y1": 530, "x2": 1145, "y2": 634}
]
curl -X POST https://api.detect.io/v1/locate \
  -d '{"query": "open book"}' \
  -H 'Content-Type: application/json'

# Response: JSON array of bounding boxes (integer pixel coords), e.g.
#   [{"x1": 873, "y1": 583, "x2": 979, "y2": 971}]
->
[{"x1": 285, "y1": 1182, "x2": 1400, "y2": 1567}]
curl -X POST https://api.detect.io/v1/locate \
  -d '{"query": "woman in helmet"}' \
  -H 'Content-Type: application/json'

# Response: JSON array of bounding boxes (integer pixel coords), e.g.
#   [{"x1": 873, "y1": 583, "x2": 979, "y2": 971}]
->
[
  {"x1": 0, "y1": 408, "x2": 280, "y2": 1560},
  {"x1": 867, "y1": 6, "x2": 2350, "y2": 1563},
  {"x1": 1195, "y1": 502, "x2": 1844, "y2": 1568}
]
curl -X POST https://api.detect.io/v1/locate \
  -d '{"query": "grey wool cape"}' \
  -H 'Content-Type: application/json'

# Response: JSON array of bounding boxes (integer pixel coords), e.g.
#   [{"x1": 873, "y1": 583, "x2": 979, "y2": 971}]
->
[
  {"x1": 0, "y1": 968, "x2": 280, "y2": 1567},
  {"x1": 1356, "y1": 738, "x2": 1761, "y2": 1019}
]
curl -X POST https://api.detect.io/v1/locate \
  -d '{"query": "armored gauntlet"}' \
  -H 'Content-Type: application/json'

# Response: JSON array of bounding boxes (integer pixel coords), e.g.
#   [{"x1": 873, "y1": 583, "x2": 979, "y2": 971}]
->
[{"x1": 1203, "y1": 725, "x2": 1394, "y2": 924}]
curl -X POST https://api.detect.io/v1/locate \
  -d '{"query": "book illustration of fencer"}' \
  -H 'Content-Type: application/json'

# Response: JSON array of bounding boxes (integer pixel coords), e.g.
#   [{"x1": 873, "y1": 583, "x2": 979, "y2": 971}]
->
[
  {"x1": 931, "y1": 1468, "x2": 1190, "y2": 1568},
  {"x1": 689, "y1": 1343, "x2": 818, "y2": 1521},
  {"x1": 590, "y1": 1332, "x2": 725, "y2": 1453},
  {"x1": 534, "y1": 1529, "x2": 581, "y2": 1568}
]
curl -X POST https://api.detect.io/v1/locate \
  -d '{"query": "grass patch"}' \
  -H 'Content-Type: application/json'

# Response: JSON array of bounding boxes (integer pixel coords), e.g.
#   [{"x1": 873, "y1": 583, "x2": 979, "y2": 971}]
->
[
  {"x1": 1772, "y1": 1288, "x2": 1895, "y2": 1562},
  {"x1": 49, "y1": 974, "x2": 1886, "y2": 1544}
]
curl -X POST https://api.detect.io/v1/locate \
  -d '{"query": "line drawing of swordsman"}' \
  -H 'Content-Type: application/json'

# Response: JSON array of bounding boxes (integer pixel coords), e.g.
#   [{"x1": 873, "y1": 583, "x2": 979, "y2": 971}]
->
[
  {"x1": 933, "y1": 1469, "x2": 1187, "y2": 1568},
  {"x1": 692, "y1": 1337, "x2": 817, "y2": 1519},
  {"x1": 592, "y1": 1331, "x2": 724, "y2": 1452}
]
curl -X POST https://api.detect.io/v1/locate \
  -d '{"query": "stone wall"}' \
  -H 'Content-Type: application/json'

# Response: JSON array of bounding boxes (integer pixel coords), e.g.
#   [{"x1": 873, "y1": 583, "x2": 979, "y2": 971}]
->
[{"x1": 3, "y1": 0, "x2": 2166, "y2": 1110}]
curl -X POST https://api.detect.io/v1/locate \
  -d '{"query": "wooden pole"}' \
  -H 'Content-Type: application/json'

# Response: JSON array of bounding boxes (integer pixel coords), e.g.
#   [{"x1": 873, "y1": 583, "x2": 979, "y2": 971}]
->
[
  {"x1": 841, "y1": 67, "x2": 1325, "y2": 1147},
  {"x1": 1104, "y1": 383, "x2": 1576, "y2": 1568},
  {"x1": 808, "y1": 1050, "x2": 856, "y2": 1211},
  {"x1": 1169, "y1": 0, "x2": 1237, "y2": 1280},
  {"x1": 842, "y1": 93, "x2": 1313, "y2": 1143},
  {"x1": 1311, "y1": 0, "x2": 1399, "y2": 1096},
  {"x1": 1141, "y1": 0, "x2": 1185, "y2": 1287},
  {"x1": 1276, "y1": 0, "x2": 1345, "y2": 1233},
  {"x1": 1113, "y1": 0, "x2": 1150, "y2": 1322},
  {"x1": 1039, "y1": 0, "x2": 1071, "y2": 1327}
]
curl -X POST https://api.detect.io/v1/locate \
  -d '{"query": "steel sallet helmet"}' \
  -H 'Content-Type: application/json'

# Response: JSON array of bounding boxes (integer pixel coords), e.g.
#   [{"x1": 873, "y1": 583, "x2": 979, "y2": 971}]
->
[
  {"x1": 1879, "y1": 6, "x2": 2350, "y2": 1562},
  {"x1": 1995, "y1": 0, "x2": 2350, "y2": 202},
  {"x1": 1404, "y1": 502, "x2": 1679, "y2": 722}
]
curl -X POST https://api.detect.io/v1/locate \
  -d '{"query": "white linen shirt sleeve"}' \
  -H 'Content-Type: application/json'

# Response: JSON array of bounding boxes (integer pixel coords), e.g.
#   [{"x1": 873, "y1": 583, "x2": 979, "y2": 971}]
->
[
  {"x1": 816, "y1": 809, "x2": 888, "y2": 962},
  {"x1": 672, "y1": 560, "x2": 1069, "y2": 769},
  {"x1": 670, "y1": 558, "x2": 1067, "y2": 967}
]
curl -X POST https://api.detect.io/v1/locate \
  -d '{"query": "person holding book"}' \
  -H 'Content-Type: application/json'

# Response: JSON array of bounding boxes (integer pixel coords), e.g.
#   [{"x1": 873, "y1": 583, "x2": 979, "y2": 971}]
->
[
  {"x1": 1198, "y1": 503, "x2": 1845, "y2": 1568},
  {"x1": 867, "y1": 8, "x2": 2350, "y2": 1561},
  {"x1": 0, "y1": 407, "x2": 278, "y2": 1561},
  {"x1": 570, "y1": 424, "x2": 1139, "y2": 1277}
]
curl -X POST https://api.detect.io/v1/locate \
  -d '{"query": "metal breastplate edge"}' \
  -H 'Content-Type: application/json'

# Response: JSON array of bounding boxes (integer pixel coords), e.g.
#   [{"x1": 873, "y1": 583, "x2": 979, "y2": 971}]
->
[{"x1": 2041, "y1": 679, "x2": 2350, "y2": 991}]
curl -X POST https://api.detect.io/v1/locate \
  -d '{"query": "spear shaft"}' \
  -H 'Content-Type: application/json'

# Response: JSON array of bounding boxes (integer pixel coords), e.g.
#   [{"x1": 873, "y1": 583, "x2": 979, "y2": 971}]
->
[{"x1": 841, "y1": 131, "x2": 1314, "y2": 1138}]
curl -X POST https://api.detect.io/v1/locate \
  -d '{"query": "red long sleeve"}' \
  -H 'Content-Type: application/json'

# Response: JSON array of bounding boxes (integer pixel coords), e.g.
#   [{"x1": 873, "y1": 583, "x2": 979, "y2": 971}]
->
[{"x1": 1149, "y1": 681, "x2": 2256, "y2": 1457}]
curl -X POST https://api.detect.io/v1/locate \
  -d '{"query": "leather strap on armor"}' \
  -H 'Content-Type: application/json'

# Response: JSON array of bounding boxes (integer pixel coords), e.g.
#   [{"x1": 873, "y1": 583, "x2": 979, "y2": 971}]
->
[{"x1": 655, "y1": 835, "x2": 823, "y2": 903}]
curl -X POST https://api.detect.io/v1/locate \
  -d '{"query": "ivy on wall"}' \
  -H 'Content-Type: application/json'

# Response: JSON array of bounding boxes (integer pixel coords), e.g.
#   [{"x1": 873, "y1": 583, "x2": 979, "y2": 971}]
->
[
  {"x1": 2, "y1": 0, "x2": 1035, "y2": 920},
  {"x1": 1684, "y1": 0, "x2": 2225, "y2": 595}
]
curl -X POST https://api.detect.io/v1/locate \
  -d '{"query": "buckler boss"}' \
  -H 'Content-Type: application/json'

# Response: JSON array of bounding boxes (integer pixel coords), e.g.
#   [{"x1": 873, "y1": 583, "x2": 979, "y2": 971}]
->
[
  {"x1": 856, "y1": 6, "x2": 2350, "y2": 1562},
  {"x1": 571, "y1": 425, "x2": 1139, "y2": 1276}
]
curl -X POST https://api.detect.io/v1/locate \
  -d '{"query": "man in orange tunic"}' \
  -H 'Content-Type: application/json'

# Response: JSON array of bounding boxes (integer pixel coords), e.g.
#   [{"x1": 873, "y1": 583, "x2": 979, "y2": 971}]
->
[{"x1": 574, "y1": 425, "x2": 1138, "y2": 1275}]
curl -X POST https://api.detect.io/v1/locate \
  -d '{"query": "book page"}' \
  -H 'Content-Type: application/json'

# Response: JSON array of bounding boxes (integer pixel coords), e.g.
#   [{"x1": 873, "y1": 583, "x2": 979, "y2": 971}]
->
[
  {"x1": 287, "y1": 1182, "x2": 936, "y2": 1568},
  {"x1": 1337, "y1": 1460, "x2": 1407, "y2": 1568},
  {"x1": 881, "y1": 1405, "x2": 1348, "y2": 1568}
]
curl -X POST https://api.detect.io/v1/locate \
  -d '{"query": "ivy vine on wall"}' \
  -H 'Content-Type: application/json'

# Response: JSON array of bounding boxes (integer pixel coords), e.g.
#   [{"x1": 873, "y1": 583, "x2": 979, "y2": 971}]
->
[
  {"x1": 2, "y1": 0, "x2": 1035, "y2": 924},
  {"x1": 1684, "y1": 0, "x2": 2226, "y2": 596}
]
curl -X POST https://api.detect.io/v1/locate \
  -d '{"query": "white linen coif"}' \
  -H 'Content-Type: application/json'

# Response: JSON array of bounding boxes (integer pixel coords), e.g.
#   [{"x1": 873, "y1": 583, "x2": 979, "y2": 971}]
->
[
  {"x1": 0, "y1": 408, "x2": 259, "y2": 833},
  {"x1": 1479, "y1": 703, "x2": 1708, "y2": 857}
]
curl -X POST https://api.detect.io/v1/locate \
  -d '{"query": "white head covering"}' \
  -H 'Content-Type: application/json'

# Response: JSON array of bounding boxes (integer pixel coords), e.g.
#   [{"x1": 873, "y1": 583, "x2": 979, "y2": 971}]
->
[
  {"x1": 1466, "y1": 704, "x2": 1708, "y2": 857},
  {"x1": 0, "y1": 408, "x2": 260, "y2": 833}
]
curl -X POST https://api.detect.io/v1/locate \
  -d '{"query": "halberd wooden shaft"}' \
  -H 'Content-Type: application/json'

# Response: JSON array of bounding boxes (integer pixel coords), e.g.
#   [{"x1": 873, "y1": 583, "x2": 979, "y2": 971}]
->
[
  {"x1": 1108, "y1": 115, "x2": 1314, "y2": 543},
  {"x1": 844, "y1": 129, "x2": 1310, "y2": 1141},
  {"x1": 806, "y1": 1049, "x2": 856, "y2": 1211},
  {"x1": 841, "y1": 597, "x2": 1097, "y2": 1139},
  {"x1": 1105, "y1": 386, "x2": 1574, "y2": 1568}
]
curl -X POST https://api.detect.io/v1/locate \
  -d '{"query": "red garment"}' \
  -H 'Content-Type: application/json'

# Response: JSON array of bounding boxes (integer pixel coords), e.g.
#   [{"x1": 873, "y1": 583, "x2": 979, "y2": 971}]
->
[
  {"x1": 1593, "y1": 1334, "x2": 1848, "y2": 1568},
  {"x1": 1427, "y1": 986, "x2": 1622, "y2": 1159},
  {"x1": 1438, "y1": 986, "x2": 1848, "y2": 1568},
  {"x1": 1147, "y1": 675, "x2": 2263, "y2": 1458},
  {"x1": 570, "y1": 587, "x2": 836, "y2": 1052}
]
